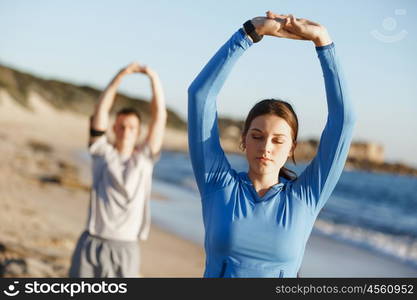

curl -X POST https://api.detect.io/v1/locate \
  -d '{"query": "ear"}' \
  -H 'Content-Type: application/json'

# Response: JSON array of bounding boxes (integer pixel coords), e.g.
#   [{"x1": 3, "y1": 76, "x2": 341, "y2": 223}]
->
[{"x1": 240, "y1": 135, "x2": 246, "y2": 151}]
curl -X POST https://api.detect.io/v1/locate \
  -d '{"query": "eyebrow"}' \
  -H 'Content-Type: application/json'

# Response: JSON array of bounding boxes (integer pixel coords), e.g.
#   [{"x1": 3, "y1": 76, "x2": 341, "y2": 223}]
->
[{"x1": 250, "y1": 128, "x2": 288, "y2": 137}]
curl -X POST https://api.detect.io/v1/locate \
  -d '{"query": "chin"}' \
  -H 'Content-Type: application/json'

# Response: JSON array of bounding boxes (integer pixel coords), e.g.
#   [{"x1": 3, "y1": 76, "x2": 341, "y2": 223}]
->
[{"x1": 250, "y1": 165, "x2": 272, "y2": 176}]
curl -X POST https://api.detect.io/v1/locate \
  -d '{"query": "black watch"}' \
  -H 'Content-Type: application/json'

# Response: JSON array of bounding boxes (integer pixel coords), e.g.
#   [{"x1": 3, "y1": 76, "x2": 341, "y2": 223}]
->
[{"x1": 243, "y1": 20, "x2": 263, "y2": 43}]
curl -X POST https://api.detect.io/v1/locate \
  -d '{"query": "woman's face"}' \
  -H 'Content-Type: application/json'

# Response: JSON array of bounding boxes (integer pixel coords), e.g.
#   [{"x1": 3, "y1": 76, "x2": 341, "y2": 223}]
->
[{"x1": 244, "y1": 114, "x2": 294, "y2": 177}]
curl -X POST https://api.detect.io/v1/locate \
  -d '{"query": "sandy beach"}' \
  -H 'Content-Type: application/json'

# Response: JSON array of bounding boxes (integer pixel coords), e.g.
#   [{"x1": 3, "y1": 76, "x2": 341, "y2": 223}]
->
[
  {"x1": 0, "y1": 89, "x2": 202, "y2": 277},
  {"x1": 0, "y1": 129, "x2": 204, "y2": 277},
  {"x1": 1, "y1": 89, "x2": 416, "y2": 278}
]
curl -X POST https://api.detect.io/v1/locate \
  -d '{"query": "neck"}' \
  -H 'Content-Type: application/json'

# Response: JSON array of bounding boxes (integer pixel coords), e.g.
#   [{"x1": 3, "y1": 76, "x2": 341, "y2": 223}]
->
[
  {"x1": 115, "y1": 140, "x2": 135, "y2": 157},
  {"x1": 248, "y1": 169, "x2": 280, "y2": 197}
]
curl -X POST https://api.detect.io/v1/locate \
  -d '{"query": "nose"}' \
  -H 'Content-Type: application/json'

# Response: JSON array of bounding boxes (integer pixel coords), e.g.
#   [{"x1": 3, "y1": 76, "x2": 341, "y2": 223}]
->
[{"x1": 261, "y1": 138, "x2": 273, "y2": 154}]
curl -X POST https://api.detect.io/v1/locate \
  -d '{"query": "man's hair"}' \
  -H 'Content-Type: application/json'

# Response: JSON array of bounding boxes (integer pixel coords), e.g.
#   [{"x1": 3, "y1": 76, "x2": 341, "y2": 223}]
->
[{"x1": 116, "y1": 107, "x2": 142, "y2": 123}]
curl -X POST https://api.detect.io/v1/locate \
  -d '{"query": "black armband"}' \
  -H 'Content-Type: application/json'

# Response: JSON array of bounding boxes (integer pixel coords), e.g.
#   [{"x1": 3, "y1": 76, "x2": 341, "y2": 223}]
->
[
  {"x1": 243, "y1": 20, "x2": 263, "y2": 43},
  {"x1": 90, "y1": 128, "x2": 106, "y2": 137}
]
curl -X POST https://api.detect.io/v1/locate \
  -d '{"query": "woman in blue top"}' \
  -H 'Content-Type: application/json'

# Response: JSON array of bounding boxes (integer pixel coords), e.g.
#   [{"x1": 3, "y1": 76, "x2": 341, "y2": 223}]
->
[{"x1": 188, "y1": 11, "x2": 356, "y2": 278}]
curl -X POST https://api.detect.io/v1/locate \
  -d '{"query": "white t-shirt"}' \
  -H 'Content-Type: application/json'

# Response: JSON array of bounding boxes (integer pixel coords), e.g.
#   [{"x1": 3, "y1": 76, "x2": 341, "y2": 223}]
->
[{"x1": 86, "y1": 135, "x2": 157, "y2": 241}]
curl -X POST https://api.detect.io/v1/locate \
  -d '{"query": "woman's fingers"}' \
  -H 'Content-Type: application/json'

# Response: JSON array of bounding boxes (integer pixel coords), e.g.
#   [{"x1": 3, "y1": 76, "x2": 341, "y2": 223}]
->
[
  {"x1": 303, "y1": 18, "x2": 320, "y2": 26},
  {"x1": 267, "y1": 11, "x2": 313, "y2": 25},
  {"x1": 266, "y1": 10, "x2": 288, "y2": 19},
  {"x1": 276, "y1": 32, "x2": 306, "y2": 40},
  {"x1": 263, "y1": 12, "x2": 307, "y2": 40},
  {"x1": 275, "y1": 28, "x2": 308, "y2": 40},
  {"x1": 262, "y1": 12, "x2": 325, "y2": 42},
  {"x1": 267, "y1": 11, "x2": 321, "y2": 28},
  {"x1": 285, "y1": 15, "x2": 305, "y2": 34},
  {"x1": 250, "y1": 14, "x2": 309, "y2": 40},
  {"x1": 281, "y1": 17, "x2": 296, "y2": 33}
]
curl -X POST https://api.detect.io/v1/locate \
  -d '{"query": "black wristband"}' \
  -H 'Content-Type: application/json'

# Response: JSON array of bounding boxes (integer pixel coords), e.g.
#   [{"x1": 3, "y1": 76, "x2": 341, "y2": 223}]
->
[
  {"x1": 90, "y1": 128, "x2": 106, "y2": 137},
  {"x1": 243, "y1": 20, "x2": 263, "y2": 43}
]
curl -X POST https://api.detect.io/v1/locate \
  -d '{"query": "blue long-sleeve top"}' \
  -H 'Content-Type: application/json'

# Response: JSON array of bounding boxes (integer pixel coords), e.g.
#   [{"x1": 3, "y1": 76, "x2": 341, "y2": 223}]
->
[{"x1": 188, "y1": 29, "x2": 356, "y2": 278}]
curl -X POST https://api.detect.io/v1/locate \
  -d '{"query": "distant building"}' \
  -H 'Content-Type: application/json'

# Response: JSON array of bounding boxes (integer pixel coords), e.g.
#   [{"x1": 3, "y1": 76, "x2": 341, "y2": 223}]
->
[{"x1": 348, "y1": 142, "x2": 384, "y2": 164}]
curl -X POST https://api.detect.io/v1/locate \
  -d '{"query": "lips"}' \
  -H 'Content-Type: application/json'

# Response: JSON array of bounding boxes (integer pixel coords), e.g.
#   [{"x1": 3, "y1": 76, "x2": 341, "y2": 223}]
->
[{"x1": 256, "y1": 157, "x2": 272, "y2": 162}]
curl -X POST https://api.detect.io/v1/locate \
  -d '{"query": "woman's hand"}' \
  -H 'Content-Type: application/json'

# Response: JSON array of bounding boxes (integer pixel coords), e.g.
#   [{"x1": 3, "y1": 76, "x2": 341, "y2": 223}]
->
[
  {"x1": 266, "y1": 11, "x2": 332, "y2": 46},
  {"x1": 250, "y1": 16, "x2": 307, "y2": 40}
]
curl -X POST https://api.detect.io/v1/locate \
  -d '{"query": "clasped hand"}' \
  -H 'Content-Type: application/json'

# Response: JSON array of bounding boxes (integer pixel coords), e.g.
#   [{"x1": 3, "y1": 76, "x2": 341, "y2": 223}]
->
[{"x1": 251, "y1": 11, "x2": 332, "y2": 46}]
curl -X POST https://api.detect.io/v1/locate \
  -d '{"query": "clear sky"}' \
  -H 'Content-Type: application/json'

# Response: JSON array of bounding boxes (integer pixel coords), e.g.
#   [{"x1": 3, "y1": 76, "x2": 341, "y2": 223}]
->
[{"x1": 1, "y1": 0, "x2": 416, "y2": 166}]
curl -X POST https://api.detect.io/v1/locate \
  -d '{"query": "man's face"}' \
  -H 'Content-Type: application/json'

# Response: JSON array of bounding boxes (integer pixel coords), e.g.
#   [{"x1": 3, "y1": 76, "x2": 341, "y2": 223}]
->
[{"x1": 113, "y1": 114, "x2": 140, "y2": 145}]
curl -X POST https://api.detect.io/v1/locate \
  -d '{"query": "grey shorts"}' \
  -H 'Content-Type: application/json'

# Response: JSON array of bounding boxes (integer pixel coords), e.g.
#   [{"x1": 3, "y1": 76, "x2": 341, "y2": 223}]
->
[{"x1": 69, "y1": 231, "x2": 139, "y2": 278}]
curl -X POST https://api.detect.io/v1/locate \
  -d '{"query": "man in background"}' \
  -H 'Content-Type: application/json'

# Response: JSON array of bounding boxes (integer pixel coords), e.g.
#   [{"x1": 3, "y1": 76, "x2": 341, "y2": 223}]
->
[{"x1": 69, "y1": 62, "x2": 167, "y2": 277}]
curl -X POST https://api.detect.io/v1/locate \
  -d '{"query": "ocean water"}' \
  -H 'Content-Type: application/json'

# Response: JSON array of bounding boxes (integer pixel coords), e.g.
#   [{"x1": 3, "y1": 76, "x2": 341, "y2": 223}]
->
[
  {"x1": 150, "y1": 151, "x2": 417, "y2": 268},
  {"x1": 76, "y1": 149, "x2": 417, "y2": 268}
]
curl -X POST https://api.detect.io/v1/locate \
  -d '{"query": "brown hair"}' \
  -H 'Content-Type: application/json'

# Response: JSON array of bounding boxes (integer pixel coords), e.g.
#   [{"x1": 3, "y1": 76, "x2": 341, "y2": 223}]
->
[
  {"x1": 116, "y1": 107, "x2": 142, "y2": 123},
  {"x1": 241, "y1": 99, "x2": 298, "y2": 181}
]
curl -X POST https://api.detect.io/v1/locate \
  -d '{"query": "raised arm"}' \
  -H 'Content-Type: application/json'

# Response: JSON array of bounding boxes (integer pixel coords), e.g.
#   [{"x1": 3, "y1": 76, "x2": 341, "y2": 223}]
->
[
  {"x1": 142, "y1": 67, "x2": 167, "y2": 158},
  {"x1": 275, "y1": 14, "x2": 357, "y2": 213},
  {"x1": 187, "y1": 16, "x2": 304, "y2": 196},
  {"x1": 188, "y1": 26, "x2": 257, "y2": 196},
  {"x1": 89, "y1": 62, "x2": 142, "y2": 145}
]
